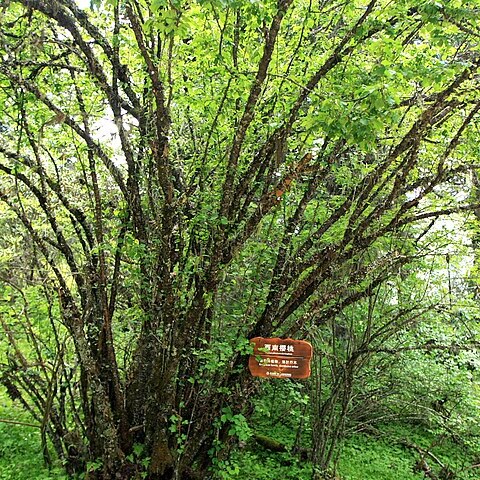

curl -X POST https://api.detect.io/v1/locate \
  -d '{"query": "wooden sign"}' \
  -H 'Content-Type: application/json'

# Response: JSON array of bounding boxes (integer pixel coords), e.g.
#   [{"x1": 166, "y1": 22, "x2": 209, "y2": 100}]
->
[{"x1": 248, "y1": 337, "x2": 313, "y2": 379}]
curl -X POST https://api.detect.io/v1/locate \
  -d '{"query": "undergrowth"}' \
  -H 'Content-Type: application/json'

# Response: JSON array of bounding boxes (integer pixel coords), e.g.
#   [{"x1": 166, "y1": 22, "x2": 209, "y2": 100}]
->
[
  {"x1": 0, "y1": 388, "x2": 66, "y2": 480},
  {"x1": 1, "y1": 385, "x2": 479, "y2": 480}
]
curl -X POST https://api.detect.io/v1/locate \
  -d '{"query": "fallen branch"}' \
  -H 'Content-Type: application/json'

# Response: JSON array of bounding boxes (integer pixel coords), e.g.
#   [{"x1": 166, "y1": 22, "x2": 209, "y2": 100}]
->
[
  {"x1": 253, "y1": 433, "x2": 311, "y2": 460},
  {"x1": 399, "y1": 439, "x2": 445, "y2": 469},
  {"x1": 253, "y1": 433, "x2": 288, "y2": 452}
]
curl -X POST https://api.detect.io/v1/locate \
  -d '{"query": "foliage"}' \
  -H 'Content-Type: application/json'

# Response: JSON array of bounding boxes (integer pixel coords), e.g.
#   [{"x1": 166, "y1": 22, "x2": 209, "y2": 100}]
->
[
  {"x1": 0, "y1": 0, "x2": 480, "y2": 478},
  {"x1": 0, "y1": 389, "x2": 67, "y2": 480}
]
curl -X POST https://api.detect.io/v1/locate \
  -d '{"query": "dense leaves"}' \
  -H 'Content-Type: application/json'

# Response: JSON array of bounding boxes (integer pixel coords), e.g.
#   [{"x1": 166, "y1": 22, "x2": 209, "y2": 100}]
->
[{"x1": 0, "y1": 0, "x2": 480, "y2": 478}]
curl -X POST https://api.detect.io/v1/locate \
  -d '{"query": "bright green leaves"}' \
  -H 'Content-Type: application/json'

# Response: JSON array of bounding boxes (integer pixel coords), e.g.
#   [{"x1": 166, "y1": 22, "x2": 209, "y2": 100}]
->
[
  {"x1": 144, "y1": 1, "x2": 195, "y2": 38},
  {"x1": 191, "y1": 337, "x2": 252, "y2": 378},
  {"x1": 209, "y1": 406, "x2": 252, "y2": 477},
  {"x1": 144, "y1": 0, "x2": 274, "y2": 41},
  {"x1": 151, "y1": 0, "x2": 169, "y2": 10},
  {"x1": 88, "y1": 0, "x2": 117, "y2": 9},
  {"x1": 219, "y1": 407, "x2": 252, "y2": 442}
]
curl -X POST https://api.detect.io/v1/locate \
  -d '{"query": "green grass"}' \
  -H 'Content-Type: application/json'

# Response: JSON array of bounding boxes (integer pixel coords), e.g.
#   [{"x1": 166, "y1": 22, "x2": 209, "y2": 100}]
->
[
  {"x1": 338, "y1": 434, "x2": 424, "y2": 480},
  {"x1": 223, "y1": 424, "x2": 479, "y2": 479},
  {"x1": 0, "y1": 389, "x2": 67, "y2": 480},
  {"x1": 223, "y1": 434, "x2": 424, "y2": 480},
  {"x1": 337, "y1": 427, "x2": 479, "y2": 480},
  {"x1": 1, "y1": 386, "x2": 478, "y2": 480}
]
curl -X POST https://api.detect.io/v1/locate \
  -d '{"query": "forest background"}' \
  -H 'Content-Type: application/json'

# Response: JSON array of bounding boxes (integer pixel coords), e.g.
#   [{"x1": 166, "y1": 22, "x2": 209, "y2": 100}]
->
[{"x1": 1, "y1": 0, "x2": 480, "y2": 479}]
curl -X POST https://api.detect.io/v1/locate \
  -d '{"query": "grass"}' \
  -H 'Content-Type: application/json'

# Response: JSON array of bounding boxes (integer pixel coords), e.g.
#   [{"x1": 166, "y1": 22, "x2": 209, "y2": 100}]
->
[
  {"x1": 1, "y1": 385, "x2": 478, "y2": 480},
  {"x1": 338, "y1": 433, "x2": 424, "y2": 480},
  {"x1": 224, "y1": 424, "x2": 479, "y2": 479},
  {"x1": 0, "y1": 388, "x2": 67, "y2": 480}
]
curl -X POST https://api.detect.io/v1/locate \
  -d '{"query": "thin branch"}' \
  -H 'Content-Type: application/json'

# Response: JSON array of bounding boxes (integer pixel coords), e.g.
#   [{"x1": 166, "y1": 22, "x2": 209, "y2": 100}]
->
[
  {"x1": 221, "y1": 0, "x2": 294, "y2": 219},
  {"x1": 0, "y1": 418, "x2": 41, "y2": 428}
]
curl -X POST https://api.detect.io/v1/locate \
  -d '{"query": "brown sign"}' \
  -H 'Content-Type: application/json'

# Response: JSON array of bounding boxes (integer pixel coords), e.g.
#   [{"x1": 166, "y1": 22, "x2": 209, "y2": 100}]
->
[{"x1": 248, "y1": 337, "x2": 313, "y2": 379}]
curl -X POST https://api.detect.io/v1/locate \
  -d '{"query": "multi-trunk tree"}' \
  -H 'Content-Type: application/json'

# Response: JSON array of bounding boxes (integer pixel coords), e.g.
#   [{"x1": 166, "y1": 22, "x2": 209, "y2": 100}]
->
[{"x1": 1, "y1": 0, "x2": 480, "y2": 478}]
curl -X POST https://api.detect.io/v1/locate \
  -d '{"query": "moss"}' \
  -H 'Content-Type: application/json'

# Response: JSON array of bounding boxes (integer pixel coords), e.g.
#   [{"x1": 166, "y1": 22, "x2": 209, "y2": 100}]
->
[{"x1": 149, "y1": 436, "x2": 174, "y2": 476}]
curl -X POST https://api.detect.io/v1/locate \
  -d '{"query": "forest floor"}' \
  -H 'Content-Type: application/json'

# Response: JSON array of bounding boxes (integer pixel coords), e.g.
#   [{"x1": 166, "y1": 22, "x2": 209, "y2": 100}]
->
[{"x1": 0, "y1": 388, "x2": 477, "y2": 480}]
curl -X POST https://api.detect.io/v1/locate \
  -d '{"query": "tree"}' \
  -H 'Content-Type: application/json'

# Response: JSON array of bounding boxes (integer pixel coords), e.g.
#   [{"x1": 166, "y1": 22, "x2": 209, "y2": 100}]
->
[{"x1": 1, "y1": 0, "x2": 480, "y2": 478}]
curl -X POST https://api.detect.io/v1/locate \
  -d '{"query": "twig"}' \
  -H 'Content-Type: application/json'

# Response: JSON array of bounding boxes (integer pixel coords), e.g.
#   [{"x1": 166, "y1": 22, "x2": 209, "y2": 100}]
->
[{"x1": 0, "y1": 418, "x2": 41, "y2": 428}]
